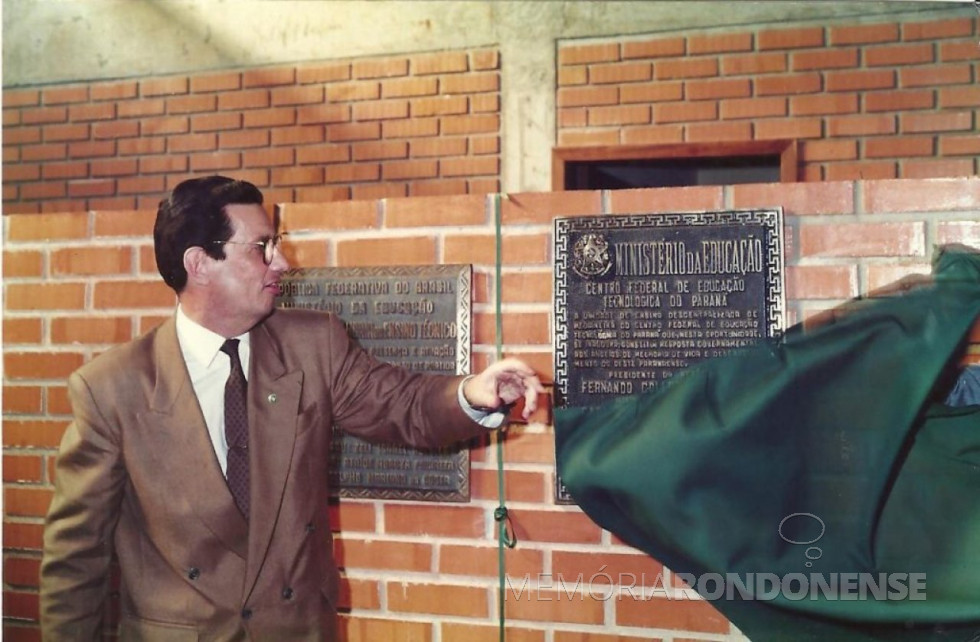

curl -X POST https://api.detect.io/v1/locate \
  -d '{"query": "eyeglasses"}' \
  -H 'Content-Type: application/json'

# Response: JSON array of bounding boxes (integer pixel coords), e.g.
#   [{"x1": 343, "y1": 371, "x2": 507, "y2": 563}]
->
[{"x1": 211, "y1": 233, "x2": 285, "y2": 265}]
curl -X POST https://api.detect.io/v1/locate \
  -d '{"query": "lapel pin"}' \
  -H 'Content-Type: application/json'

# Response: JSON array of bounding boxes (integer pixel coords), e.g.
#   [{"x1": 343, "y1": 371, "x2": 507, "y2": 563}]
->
[{"x1": 267, "y1": 393, "x2": 278, "y2": 404}]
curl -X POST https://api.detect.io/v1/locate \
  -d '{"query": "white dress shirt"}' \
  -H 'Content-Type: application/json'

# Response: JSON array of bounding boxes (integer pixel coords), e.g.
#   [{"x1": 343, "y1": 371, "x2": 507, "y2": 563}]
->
[
  {"x1": 175, "y1": 306, "x2": 249, "y2": 476},
  {"x1": 174, "y1": 307, "x2": 503, "y2": 477}
]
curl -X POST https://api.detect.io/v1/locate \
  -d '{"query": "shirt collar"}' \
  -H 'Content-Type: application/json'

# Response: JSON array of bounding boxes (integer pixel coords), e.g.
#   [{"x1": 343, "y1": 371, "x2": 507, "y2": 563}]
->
[{"x1": 175, "y1": 305, "x2": 251, "y2": 369}]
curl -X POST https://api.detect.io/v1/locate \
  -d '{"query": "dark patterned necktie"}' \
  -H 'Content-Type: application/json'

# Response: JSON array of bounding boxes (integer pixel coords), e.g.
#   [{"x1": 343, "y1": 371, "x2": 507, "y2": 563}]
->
[{"x1": 220, "y1": 339, "x2": 250, "y2": 519}]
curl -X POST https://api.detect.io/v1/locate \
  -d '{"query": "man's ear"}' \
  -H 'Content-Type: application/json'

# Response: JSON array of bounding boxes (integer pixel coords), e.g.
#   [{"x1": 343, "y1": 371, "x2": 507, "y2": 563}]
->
[{"x1": 183, "y1": 246, "x2": 211, "y2": 286}]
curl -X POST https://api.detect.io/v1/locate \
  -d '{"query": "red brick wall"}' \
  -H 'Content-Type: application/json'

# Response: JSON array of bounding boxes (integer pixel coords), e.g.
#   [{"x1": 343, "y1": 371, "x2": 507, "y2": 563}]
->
[
  {"x1": 3, "y1": 177, "x2": 979, "y2": 641},
  {"x1": 2, "y1": 48, "x2": 501, "y2": 214},
  {"x1": 5, "y1": 15, "x2": 978, "y2": 218},
  {"x1": 557, "y1": 15, "x2": 979, "y2": 180}
]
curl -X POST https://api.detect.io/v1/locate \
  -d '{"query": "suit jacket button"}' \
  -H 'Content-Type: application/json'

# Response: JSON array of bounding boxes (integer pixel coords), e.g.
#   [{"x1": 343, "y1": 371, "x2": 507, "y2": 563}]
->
[
  {"x1": 282, "y1": 587, "x2": 294, "y2": 600},
  {"x1": 241, "y1": 608, "x2": 253, "y2": 620},
  {"x1": 188, "y1": 567, "x2": 200, "y2": 580},
  {"x1": 267, "y1": 393, "x2": 278, "y2": 404}
]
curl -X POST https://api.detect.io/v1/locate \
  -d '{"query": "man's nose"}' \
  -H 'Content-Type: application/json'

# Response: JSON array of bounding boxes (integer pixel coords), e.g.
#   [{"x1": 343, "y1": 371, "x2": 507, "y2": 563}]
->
[{"x1": 269, "y1": 244, "x2": 290, "y2": 271}]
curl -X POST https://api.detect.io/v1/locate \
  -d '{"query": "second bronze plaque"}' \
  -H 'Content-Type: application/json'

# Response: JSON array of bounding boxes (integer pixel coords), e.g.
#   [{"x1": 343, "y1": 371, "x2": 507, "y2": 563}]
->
[{"x1": 277, "y1": 264, "x2": 472, "y2": 502}]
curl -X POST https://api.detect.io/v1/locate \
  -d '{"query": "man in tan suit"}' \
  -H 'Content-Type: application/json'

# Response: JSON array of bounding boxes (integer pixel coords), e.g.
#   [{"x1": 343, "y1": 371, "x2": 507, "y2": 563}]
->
[{"x1": 40, "y1": 176, "x2": 544, "y2": 641}]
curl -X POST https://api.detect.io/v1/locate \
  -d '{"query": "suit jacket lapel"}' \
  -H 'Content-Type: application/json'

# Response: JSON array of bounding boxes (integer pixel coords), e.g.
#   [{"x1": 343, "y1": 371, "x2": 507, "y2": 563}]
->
[
  {"x1": 243, "y1": 320, "x2": 303, "y2": 598},
  {"x1": 140, "y1": 317, "x2": 249, "y2": 559}
]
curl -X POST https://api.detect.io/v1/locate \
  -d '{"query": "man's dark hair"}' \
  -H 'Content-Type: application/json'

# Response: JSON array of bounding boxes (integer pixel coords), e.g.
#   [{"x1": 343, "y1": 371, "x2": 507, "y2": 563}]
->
[{"x1": 154, "y1": 176, "x2": 264, "y2": 293}]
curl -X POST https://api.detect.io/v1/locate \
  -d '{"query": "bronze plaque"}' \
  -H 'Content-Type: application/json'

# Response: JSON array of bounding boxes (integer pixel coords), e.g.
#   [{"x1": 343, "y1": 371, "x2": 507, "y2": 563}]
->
[
  {"x1": 277, "y1": 264, "x2": 472, "y2": 502},
  {"x1": 554, "y1": 210, "x2": 785, "y2": 502}
]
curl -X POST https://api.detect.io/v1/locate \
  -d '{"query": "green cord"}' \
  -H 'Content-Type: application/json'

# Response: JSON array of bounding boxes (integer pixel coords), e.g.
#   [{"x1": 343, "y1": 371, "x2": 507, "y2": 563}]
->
[
  {"x1": 493, "y1": 193, "x2": 517, "y2": 642},
  {"x1": 494, "y1": 193, "x2": 504, "y2": 362}
]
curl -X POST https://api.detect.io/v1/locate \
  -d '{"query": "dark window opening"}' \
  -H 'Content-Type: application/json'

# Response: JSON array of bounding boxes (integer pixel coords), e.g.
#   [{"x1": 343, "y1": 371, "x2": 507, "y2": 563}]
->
[
  {"x1": 564, "y1": 155, "x2": 782, "y2": 190},
  {"x1": 552, "y1": 141, "x2": 798, "y2": 191}
]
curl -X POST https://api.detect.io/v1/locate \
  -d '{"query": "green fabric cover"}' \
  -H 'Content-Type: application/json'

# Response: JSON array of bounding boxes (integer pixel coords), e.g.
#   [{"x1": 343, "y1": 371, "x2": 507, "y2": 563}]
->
[{"x1": 555, "y1": 246, "x2": 980, "y2": 641}]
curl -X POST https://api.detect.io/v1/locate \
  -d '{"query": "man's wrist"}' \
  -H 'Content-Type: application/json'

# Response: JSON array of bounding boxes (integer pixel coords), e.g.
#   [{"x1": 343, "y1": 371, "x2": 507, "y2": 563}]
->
[
  {"x1": 457, "y1": 376, "x2": 507, "y2": 429},
  {"x1": 460, "y1": 374, "x2": 495, "y2": 411}
]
